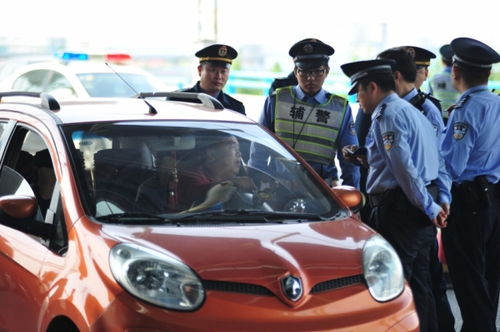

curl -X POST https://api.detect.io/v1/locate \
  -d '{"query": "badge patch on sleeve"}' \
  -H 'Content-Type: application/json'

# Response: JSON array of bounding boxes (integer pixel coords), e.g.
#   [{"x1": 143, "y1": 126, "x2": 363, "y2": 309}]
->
[
  {"x1": 453, "y1": 122, "x2": 468, "y2": 141},
  {"x1": 349, "y1": 122, "x2": 356, "y2": 136},
  {"x1": 382, "y1": 132, "x2": 395, "y2": 151}
]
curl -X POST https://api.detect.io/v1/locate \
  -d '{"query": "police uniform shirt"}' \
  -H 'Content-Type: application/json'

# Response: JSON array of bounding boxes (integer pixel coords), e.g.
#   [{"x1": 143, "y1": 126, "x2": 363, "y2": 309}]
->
[
  {"x1": 254, "y1": 85, "x2": 360, "y2": 187},
  {"x1": 366, "y1": 93, "x2": 451, "y2": 219},
  {"x1": 441, "y1": 85, "x2": 500, "y2": 184},
  {"x1": 174, "y1": 81, "x2": 246, "y2": 115},
  {"x1": 403, "y1": 87, "x2": 445, "y2": 143}
]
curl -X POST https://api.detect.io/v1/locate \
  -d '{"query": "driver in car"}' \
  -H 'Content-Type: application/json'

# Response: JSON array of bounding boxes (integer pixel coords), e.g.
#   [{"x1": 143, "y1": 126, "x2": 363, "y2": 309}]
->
[{"x1": 178, "y1": 135, "x2": 257, "y2": 213}]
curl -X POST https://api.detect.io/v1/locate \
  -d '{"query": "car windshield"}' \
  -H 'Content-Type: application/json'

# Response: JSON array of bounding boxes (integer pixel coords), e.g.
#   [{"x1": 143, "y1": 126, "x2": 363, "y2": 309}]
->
[
  {"x1": 76, "y1": 72, "x2": 165, "y2": 97},
  {"x1": 62, "y1": 121, "x2": 343, "y2": 223}
]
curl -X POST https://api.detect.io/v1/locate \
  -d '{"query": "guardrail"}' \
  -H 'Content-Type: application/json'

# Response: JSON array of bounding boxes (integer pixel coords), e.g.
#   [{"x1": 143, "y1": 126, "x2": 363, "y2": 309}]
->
[{"x1": 168, "y1": 70, "x2": 500, "y2": 103}]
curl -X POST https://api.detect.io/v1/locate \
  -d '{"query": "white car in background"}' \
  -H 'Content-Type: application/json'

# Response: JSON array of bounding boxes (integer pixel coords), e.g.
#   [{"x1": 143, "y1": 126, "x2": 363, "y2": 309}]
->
[{"x1": 0, "y1": 53, "x2": 172, "y2": 98}]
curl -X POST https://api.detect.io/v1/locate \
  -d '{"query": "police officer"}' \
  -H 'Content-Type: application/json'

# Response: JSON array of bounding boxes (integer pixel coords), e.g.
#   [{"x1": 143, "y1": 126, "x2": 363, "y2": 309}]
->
[
  {"x1": 169, "y1": 44, "x2": 246, "y2": 115},
  {"x1": 380, "y1": 46, "x2": 455, "y2": 332},
  {"x1": 413, "y1": 46, "x2": 436, "y2": 90},
  {"x1": 429, "y1": 44, "x2": 461, "y2": 124},
  {"x1": 440, "y1": 37, "x2": 500, "y2": 332},
  {"x1": 377, "y1": 47, "x2": 445, "y2": 143},
  {"x1": 267, "y1": 71, "x2": 341, "y2": 184},
  {"x1": 249, "y1": 38, "x2": 359, "y2": 188},
  {"x1": 341, "y1": 59, "x2": 451, "y2": 332},
  {"x1": 411, "y1": 46, "x2": 443, "y2": 112}
]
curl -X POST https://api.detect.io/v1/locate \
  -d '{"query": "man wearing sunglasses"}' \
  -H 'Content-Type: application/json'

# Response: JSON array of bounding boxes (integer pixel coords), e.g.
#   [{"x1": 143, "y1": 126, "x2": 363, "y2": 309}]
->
[{"x1": 250, "y1": 38, "x2": 359, "y2": 189}]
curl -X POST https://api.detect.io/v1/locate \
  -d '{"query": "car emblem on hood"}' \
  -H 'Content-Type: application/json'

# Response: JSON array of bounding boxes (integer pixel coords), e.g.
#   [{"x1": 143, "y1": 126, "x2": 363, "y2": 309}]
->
[{"x1": 281, "y1": 275, "x2": 303, "y2": 301}]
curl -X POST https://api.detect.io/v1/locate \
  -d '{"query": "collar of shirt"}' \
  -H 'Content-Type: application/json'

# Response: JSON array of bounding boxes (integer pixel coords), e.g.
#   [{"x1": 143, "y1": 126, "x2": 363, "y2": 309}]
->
[
  {"x1": 443, "y1": 67, "x2": 452, "y2": 73},
  {"x1": 402, "y1": 87, "x2": 418, "y2": 102},
  {"x1": 293, "y1": 85, "x2": 328, "y2": 104},
  {"x1": 371, "y1": 93, "x2": 399, "y2": 121},
  {"x1": 460, "y1": 84, "x2": 489, "y2": 102}
]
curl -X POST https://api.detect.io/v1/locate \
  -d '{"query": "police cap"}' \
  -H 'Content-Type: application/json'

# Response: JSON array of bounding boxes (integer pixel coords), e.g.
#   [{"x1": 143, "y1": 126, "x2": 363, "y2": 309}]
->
[
  {"x1": 340, "y1": 59, "x2": 396, "y2": 95},
  {"x1": 195, "y1": 44, "x2": 238, "y2": 68},
  {"x1": 439, "y1": 44, "x2": 454, "y2": 63},
  {"x1": 450, "y1": 37, "x2": 500, "y2": 71},
  {"x1": 406, "y1": 46, "x2": 436, "y2": 69},
  {"x1": 289, "y1": 38, "x2": 334, "y2": 71}
]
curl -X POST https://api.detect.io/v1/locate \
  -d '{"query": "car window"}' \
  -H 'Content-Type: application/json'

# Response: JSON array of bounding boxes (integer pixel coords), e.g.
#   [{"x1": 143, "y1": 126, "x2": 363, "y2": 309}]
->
[
  {"x1": 12, "y1": 69, "x2": 50, "y2": 92},
  {"x1": 0, "y1": 126, "x2": 67, "y2": 253},
  {"x1": 62, "y1": 121, "x2": 342, "y2": 221},
  {"x1": 0, "y1": 121, "x2": 8, "y2": 143},
  {"x1": 45, "y1": 71, "x2": 77, "y2": 98},
  {"x1": 76, "y1": 73, "x2": 162, "y2": 97}
]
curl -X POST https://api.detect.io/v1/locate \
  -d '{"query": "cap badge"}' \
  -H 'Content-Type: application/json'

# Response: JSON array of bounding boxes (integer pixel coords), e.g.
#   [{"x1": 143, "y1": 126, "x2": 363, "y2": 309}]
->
[
  {"x1": 407, "y1": 47, "x2": 415, "y2": 58},
  {"x1": 303, "y1": 44, "x2": 313, "y2": 54},
  {"x1": 218, "y1": 46, "x2": 228, "y2": 57}
]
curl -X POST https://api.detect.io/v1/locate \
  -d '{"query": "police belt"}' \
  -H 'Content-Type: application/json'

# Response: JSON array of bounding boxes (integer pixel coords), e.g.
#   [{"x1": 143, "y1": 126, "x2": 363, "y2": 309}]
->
[
  {"x1": 369, "y1": 183, "x2": 438, "y2": 208},
  {"x1": 452, "y1": 176, "x2": 499, "y2": 208}
]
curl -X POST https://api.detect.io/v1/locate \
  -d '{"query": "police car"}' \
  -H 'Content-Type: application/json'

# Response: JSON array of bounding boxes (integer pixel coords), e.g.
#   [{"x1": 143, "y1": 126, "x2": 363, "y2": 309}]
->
[
  {"x1": 0, "y1": 91, "x2": 418, "y2": 331},
  {"x1": 0, "y1": 52, "x2": 171, "y2": 99}
]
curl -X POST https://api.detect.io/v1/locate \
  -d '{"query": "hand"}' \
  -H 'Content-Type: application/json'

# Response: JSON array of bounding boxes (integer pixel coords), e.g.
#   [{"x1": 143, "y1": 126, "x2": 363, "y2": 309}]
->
[
  {"x1": 331, "y1": 179, "x2": 339, "y2": 187},
  {"x1": 180, "y1": 180, "x2": 237, "y2": 213},
  {"x1": 230, "y1": 176, "x2": 258, "y2": 192},
  {"x1": 431, "y1": 207, "x2": 448, "y2": 228},
  {"x1": 440, "y1": 203, "x2": 450, "y2": 216},
  {"x1": 356, "y1": 155, "x2": 369, "y2": 169},
  {"x1": 342, "y1": 145, "x2": 360, "y2": 163}
]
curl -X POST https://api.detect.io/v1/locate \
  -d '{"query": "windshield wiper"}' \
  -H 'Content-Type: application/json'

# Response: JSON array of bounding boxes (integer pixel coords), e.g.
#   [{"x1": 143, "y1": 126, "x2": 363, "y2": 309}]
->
[
  {"x1": 172, "y1": 210, "x2": 328, "y2": 223},
  {"x1": 96, "y1": 212, "x2": 169, "y2": 224}
]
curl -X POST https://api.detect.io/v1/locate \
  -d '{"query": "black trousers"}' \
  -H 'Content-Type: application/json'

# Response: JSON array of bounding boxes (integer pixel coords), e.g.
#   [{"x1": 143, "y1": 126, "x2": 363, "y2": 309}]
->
[
  {"x1": 369, "y1": 188, "x2": 438, "y2": 332},
  {"x1": 442, "y1": 184, "x2": 500, "y2": 332},
  {"x1": 429, "y1": 236, "x2": 455, "y2": 332}
]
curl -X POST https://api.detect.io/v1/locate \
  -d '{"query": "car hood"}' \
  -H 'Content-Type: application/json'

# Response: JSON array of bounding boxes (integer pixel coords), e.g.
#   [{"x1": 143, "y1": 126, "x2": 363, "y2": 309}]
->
[{"x1": 102, "y1": 218, "x2": 373, "y2": 303}]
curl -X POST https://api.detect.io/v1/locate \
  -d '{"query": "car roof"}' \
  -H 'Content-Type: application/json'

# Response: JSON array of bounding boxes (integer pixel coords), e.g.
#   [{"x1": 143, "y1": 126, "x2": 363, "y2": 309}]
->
[
  {"x1": 4, "y1": 60, "x2": 155, "y2": 75},
  {"x1": 0, "y1": 94, "x2": 255, "y2": 125}
]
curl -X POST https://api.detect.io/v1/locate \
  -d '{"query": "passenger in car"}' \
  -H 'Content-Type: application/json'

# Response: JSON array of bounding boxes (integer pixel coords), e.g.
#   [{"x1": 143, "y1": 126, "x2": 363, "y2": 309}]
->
[
  {"x1": 177, "y1": 135, "x2": 256, "y2": 212},
  {"x1": 33, "y1": 149, "x2": 55, "y2": 218}
]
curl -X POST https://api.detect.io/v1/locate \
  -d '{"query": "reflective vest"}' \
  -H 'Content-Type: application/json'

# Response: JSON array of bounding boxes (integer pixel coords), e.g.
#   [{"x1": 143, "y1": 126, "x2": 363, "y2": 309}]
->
[
  {"x1": 274, "y1": 87, "x2": 347, "y2": 165},
  {"x1": 430, "y1": 72, "x2": 461, "y2": 118}
]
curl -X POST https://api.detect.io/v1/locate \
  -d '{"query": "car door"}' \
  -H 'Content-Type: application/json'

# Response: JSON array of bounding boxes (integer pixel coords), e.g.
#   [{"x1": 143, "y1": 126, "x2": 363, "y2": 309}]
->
[{"x1": 0, "y1": 125, "x2": 58, "y2": 331}]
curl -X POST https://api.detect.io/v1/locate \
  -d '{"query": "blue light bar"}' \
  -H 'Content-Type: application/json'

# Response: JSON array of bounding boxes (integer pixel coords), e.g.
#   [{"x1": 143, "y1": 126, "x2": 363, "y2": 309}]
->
[{"x1": 58, "y1": 52, "x2": 89, "y2": 61}]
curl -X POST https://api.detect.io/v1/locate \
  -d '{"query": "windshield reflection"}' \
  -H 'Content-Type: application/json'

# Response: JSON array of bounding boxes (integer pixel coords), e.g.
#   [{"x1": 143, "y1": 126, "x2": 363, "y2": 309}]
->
[{"x1": 63, "y1": 121, "x2": 340, "y2": 222}]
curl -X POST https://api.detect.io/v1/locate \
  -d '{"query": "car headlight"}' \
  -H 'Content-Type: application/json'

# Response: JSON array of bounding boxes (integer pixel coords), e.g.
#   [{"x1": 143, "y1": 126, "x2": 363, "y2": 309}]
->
[
  {"x1": 362, "y1": 235, "x2": 404, "y2": 302},
  {"x1": 109, "y1": 243, "x2": 205, "y2": 311}
]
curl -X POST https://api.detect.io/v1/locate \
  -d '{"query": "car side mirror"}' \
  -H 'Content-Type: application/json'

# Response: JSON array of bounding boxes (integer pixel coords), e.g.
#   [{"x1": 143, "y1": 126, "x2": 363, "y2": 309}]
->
[
  {"x1": 331, "y1": 185, "x2": 366, "y2": 214},
  {"x1": 0, "y1": 195, "x2": 53, "y2": 238}
]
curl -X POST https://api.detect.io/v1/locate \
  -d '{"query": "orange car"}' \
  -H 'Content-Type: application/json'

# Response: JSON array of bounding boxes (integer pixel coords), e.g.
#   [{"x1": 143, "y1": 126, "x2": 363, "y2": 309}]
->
[{"x1": 0, "y1": 91, "x2": 418, "y2": 331}]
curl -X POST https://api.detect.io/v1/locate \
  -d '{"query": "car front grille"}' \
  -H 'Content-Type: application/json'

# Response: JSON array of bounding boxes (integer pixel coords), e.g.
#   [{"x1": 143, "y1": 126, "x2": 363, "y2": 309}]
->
[{"x1": 203, "y1": 274, "x2": 365, "y2": 296}]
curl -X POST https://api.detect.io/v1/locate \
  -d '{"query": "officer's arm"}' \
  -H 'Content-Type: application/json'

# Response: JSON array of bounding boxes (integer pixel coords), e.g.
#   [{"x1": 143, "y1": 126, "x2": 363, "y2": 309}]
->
[
  {"x1": 336, "y1": 104, "x2": 360, "y2": 189},
  {"x1": 258, "y1": 96, "x2": 276, "y2": 132}
]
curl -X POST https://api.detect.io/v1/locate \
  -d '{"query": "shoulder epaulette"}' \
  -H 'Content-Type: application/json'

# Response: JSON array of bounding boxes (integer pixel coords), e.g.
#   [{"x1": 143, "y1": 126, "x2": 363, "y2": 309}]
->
[
  {"x1": 425, "y1": 92, "x2": 441, "y2": 103},
  {"x1": 375, "y1": 104, "x2": 386, "y2": 120},
  {"x1": 424, "y1": 92, "x2": 442, "y2": 111},
  {"x1": 454, "y1": 95, "x2": 470, "y2": 109}
]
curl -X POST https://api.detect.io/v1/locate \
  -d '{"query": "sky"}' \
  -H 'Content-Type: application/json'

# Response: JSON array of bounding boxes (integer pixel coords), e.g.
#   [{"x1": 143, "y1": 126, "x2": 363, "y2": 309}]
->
[
  {"x1": 1, "y1": 0, "x2": 498, "y2": 50},
  {"x1": 1, "y1": 0, "x2": 499, "y2": 74}
]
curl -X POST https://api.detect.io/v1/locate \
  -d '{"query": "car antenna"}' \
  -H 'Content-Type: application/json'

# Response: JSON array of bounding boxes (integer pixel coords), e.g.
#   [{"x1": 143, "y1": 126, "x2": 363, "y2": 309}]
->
[{"x1": 105, "y1": 62, "x2": 157, "y2": 114}]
